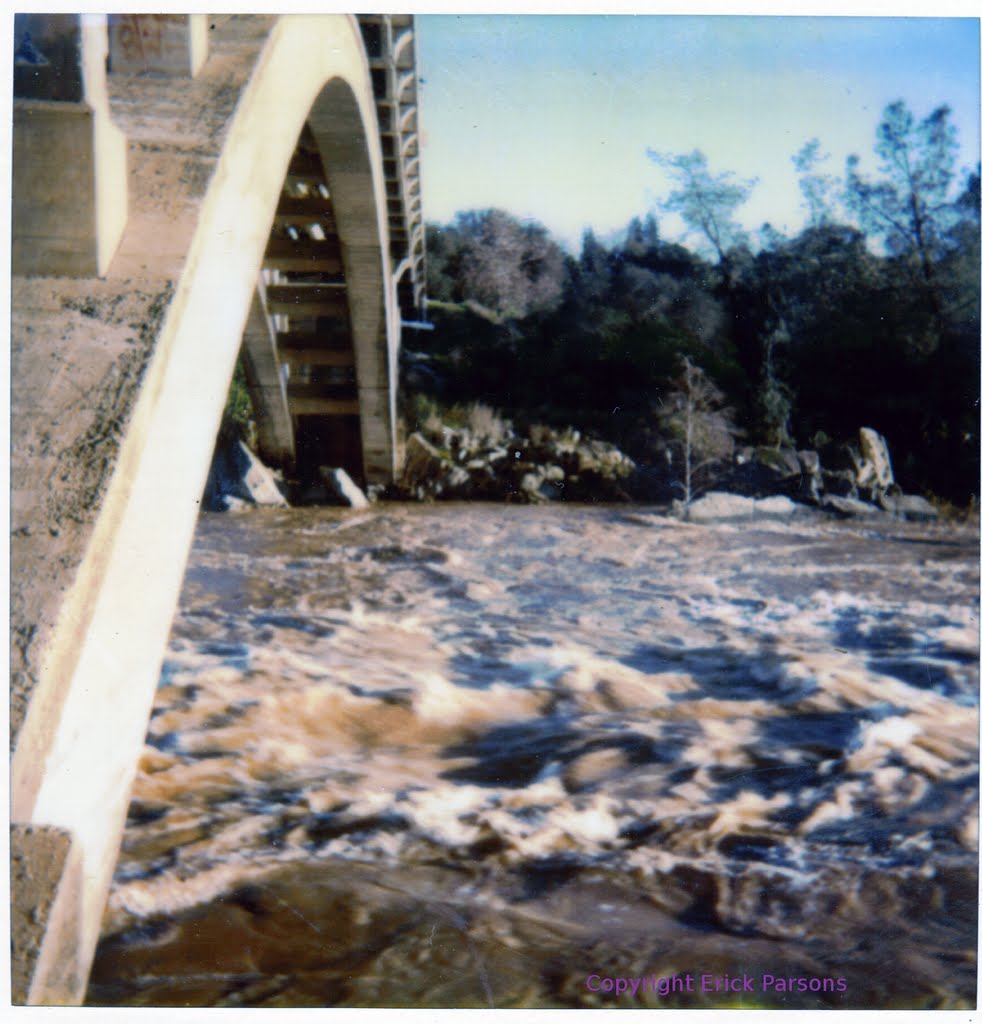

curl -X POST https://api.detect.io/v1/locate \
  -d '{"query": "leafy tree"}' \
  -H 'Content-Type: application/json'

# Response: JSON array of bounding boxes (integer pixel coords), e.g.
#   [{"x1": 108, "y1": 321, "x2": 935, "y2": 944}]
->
[
  {"x1": 844, "y1": 101, "x2": 962, "y2": 323},
  {"x1": 842, "y1": 101, "x2": 978, "y2": 498},
  {"x1": 646, "y1": 148, "x2": 757, "y2": 269},
  {"x1": 416, "y1": 93, "x2": 978, "y2": 505},
  {"x1": 750, "y1": 224, "x2": 889, "y2": 445},
  {"x1": 423, "y1": 211, "x2": 567, "y2": 319},
  {"x1": 424, "y1": 223, "x2": 465, "y2": 303},
  {"x1": 792, "y1": 138, "x2": 837, "y2": 227},
  {"x1": 943, "y1": 166, "x2": 981, "y2": 329},
  {"x1": 955, "y1": 165, "x2": 980, "y2": 225}
]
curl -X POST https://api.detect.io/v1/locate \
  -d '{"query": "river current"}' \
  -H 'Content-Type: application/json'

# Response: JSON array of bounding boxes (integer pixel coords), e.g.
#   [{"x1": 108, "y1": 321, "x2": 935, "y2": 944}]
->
[{"x1": 85, "y1": 503, "x2": 979, "y2": 1008}]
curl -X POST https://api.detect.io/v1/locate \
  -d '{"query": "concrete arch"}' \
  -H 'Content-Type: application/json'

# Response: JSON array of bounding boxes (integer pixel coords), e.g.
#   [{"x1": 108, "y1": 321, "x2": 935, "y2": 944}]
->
[
  {"x1": 14, "y1": 15, "x2": 397, "y2": 1003},
  {"x1": 294, "y1": 72, "x2": 401, "y2": 484}
]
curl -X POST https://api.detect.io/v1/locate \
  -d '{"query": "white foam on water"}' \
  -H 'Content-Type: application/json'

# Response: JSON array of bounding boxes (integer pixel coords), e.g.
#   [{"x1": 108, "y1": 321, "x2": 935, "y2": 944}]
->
[{"x1": 94, "y1": 505, "x2": 979, "y2": 1008}]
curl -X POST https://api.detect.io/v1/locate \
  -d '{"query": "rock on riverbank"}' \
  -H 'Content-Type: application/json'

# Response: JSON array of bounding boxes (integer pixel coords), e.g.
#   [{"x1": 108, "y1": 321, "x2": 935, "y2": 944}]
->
[
  {"x1": 396, "y1": 422, "x2": 635, "y2": 503},
  {"x1": 202, "y1": 428, "x2": 288, "y2": 511},
  {"x1": 663, "y1": 427, "x2": 939, "y2": 523},
  {"x1": 394, "y1": 419, "x2": 940, "y2": 524}
]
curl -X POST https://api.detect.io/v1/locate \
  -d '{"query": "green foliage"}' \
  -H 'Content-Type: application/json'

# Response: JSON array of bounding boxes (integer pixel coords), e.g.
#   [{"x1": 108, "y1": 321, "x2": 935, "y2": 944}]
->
[
  {"x1": 413, "y1": 97, "x2": 978, "y2": 503},
  {"x1": 222, "y1": 358, "x2": 257, "y2": 449},
  {"x1": 845, "y1": 101, "x2": 963, "y2": 336},
  {"x1": 646, "y1": 148, "x2": 758, "y2": 264},
  {"x1": 792, "y1": 138, "x2": 838, "y2": 227}
]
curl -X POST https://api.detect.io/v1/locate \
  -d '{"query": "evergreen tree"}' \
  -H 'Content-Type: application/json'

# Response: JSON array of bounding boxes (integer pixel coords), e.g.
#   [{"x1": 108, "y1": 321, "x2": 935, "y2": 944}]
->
[{"x1": 845, "y1": 101, "x2": 962, "y2": 326}]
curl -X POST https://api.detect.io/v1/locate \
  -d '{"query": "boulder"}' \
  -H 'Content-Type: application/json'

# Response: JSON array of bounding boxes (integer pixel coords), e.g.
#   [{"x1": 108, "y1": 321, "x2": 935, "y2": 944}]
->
[
  {"x1": 757, "y1": 446, "x2": 802, "y2": 478},
  {"x1": 401, "y1": 432, "x2": 450, "y2": 491},
  {"x1": 684, "y1": 492, "x2": 751, "y2": 523},
  {"x1": 822, "y1": 468, "x2": 858, "y2": 499},
  {"x1": 237, "y1": 443, "x2": 289, "y2": 507},
  {"x1": 686, "y1": 492, "x2": 805, "y2": 524},
  {"x1": 880, "y1": 493, "x2": 939, "y2": 522},
  {"x1": 786, "y1": 450, "x2": 822, "y2": 504},
  {"x1": 218, "y1": 495, "x2": 250, "y2": 513},
  {"x1": 858, "y1": 427, "x2": 895, "y2": 490},
  {"x1": 519, "y1": 464, "x2": 566, "y2": 502},
  {"x1": 818, "y1": 440, "x2": 861, "y2": 473},
  {"x1": 446, "y1": 465, "x2": 472, "y2": 491},
  {"x1": 203, "y1": 436, "x2": 288, "y2": 511},
  {"x1": 722, "y1": 458, "x2": 787, "y2": 497},
  {"x1": 320, "y1": 467, "x2": 369, "y2": 509},
  {"x1": 720, "y1": 446, "x2": 812, "y2": 500},
  {"x1": 821, "y1": 495, "x2": 884, "y2": 519},
  {"x1": 795, "y1": 473, "x2": 823, "y2": 505},
  {"x1": 753, "y1": 495, "x2": 800, "y2": 520},
  {"x1": 798, "y1": 450, "x2": 820, "y2": 476},
  {"x1": 400, "y1": 423, "x2": 634, "y2": 504}
]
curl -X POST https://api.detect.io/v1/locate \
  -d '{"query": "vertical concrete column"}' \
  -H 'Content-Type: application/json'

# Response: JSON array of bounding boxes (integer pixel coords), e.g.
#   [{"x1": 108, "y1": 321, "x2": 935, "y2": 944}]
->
[
  {"x1": 386, "y1": 247, "x2": 404, "y2": 474},
  {"x1": 108, "y1": 14, "x2": 208, "y2": 76},
  {"x1": 240, "y1": 277, "x2": 296, "y2": 468},
  {"x1": 12, "y1": 14, "x2": 128, "y2": 277},
  {"x1": 344, "y1": 243, "x2": 398, "y2": 483}
]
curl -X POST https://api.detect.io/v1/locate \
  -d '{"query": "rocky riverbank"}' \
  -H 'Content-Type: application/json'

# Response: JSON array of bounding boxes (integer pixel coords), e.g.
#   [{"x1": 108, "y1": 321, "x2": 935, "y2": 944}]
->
[
  {"x1": 203, "y1": 408, "x2": 945, "y2": 527},
  {"x1": 394, "y1": 421, "x2": 634, "y2": 503},
  {"x1": 387, "y1": 417, "x2": 939, "y2": 524}
]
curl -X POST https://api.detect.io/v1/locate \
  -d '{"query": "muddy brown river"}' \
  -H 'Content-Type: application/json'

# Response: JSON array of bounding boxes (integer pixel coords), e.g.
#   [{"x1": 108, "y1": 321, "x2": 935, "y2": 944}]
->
[{"x1": 85, "y1": 504, "x2": 978, "y2": 1008}]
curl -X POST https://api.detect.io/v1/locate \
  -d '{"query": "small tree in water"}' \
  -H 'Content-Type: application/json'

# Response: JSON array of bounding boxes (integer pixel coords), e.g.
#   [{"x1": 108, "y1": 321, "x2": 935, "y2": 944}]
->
[{"x1": 657, "y1": 357, "x2": 739, "y2": 509}]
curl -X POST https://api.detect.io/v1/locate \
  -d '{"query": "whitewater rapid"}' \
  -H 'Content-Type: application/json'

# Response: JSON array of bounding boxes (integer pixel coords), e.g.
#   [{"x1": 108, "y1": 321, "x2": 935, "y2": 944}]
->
[{"x1": 86, "y1": 504, "x2": 978, "y2": 1008}]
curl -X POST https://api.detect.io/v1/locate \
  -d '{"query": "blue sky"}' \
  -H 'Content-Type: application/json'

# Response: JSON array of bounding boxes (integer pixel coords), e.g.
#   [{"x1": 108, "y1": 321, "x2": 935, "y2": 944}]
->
[{"x1": 416, "y1": 14, "x2": 981, "y2": 252}]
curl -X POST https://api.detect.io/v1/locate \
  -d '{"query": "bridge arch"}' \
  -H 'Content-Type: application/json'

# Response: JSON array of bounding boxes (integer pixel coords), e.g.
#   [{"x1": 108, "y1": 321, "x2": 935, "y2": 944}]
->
[
  {"x1": 185, "y1": 15, "x2": 400, "y2": 490},
  {"x1": 12, "y1": 14, "x2": 411, "y2": 1003},
  {"x1": 245, "y1": 69, "x2": 401, "y2": 489}
]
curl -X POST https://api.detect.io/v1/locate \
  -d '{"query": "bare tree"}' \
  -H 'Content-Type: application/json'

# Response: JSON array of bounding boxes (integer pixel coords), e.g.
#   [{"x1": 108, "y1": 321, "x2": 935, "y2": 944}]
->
[
  {"x1": 455, "y1": 209, "x2": 567, "y2": 319},
  {"x1": 657, "y1": 357, "x2": 739, "y2": 507}
]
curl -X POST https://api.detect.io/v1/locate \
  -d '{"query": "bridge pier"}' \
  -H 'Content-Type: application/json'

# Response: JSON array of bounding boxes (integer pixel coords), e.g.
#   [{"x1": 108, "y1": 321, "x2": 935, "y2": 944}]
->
[
  {"x1": 240, "y1": 278, "x2": 295, "y2": 469},
  {"x1": 108, "y1": 14, "x2": 208, "y2": 77},
  {"x1": 12, "y1": 15, "x2": 127, "y2": 277}
]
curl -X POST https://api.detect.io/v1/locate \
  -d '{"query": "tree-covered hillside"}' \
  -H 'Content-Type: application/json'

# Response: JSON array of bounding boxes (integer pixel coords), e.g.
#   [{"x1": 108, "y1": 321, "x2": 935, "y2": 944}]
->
[{"x1": 407, "y1": 102, "x2": 979, "y2": 504}]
